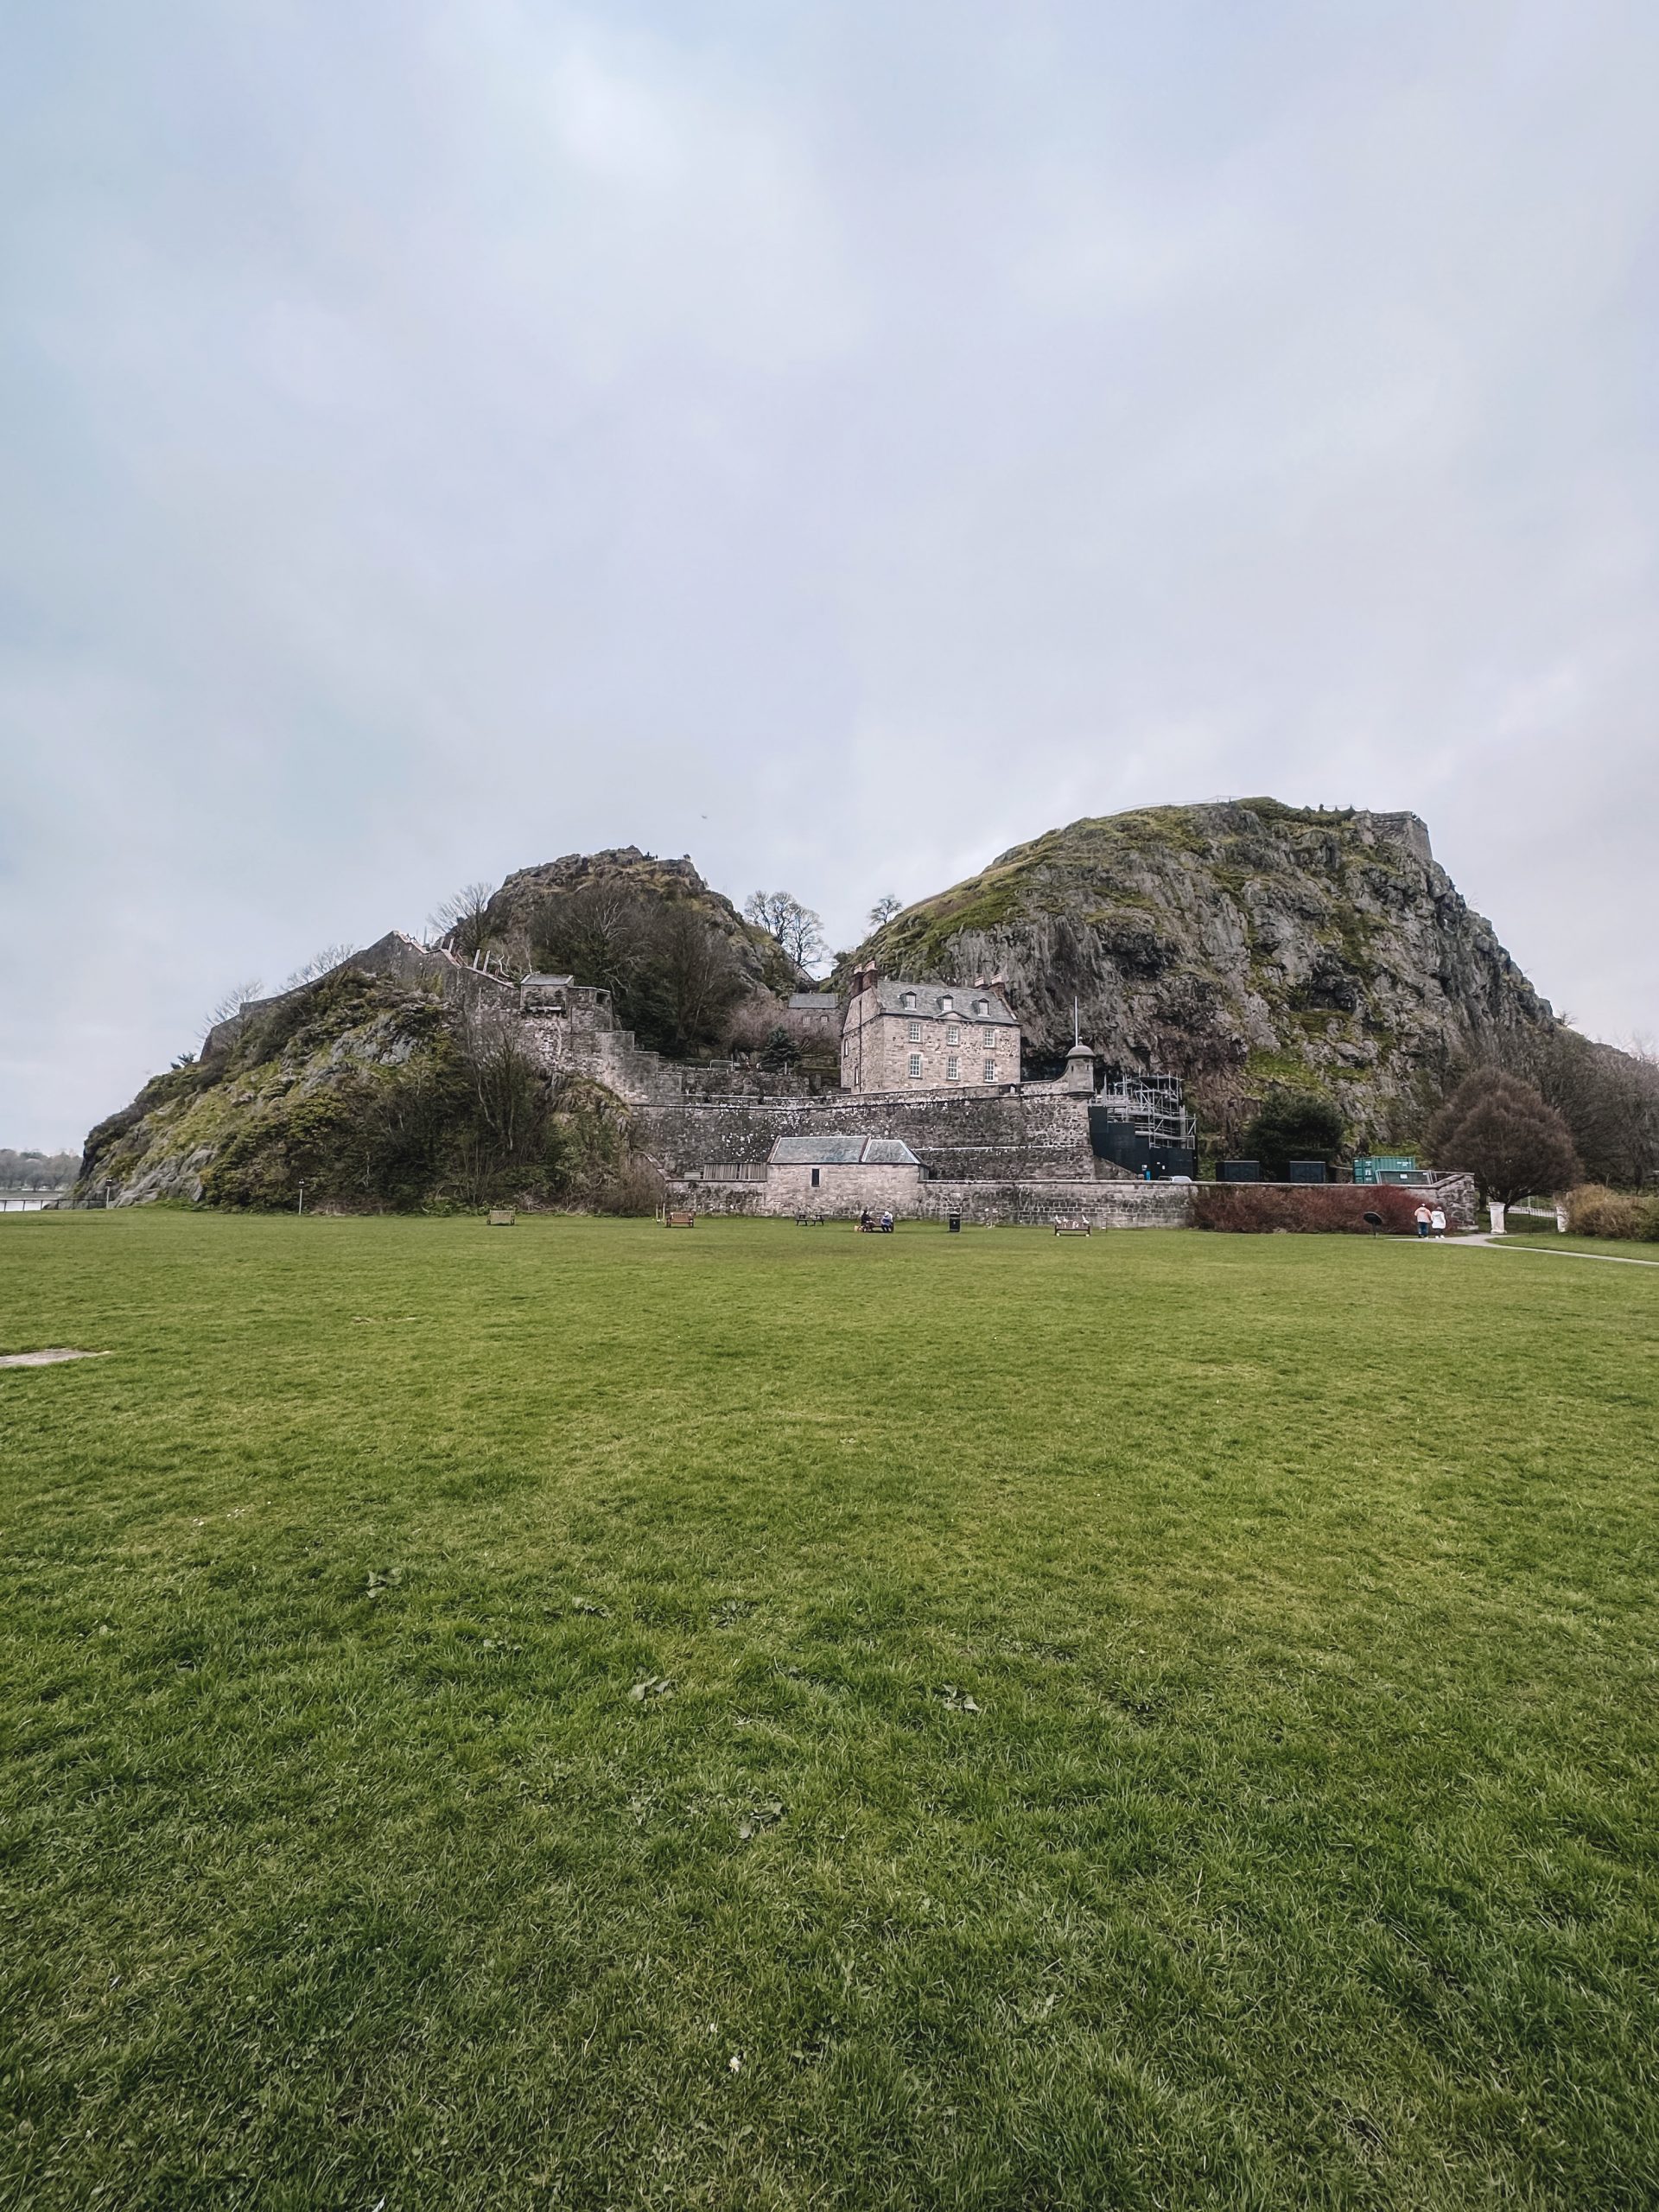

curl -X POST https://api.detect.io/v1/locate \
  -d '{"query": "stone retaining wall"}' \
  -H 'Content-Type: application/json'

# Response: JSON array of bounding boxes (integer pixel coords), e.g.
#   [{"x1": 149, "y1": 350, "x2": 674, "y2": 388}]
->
[
  {"x1": 638, "y1": 1088, "x2": 1108, "y2": 1184},
  {"x1": 917, "y1": 1180, "x2": 1192, "y2": 1228},
  {"x1": 677, "y1": 1174, "x2": 1189, "y2": 1227},
  {"x1": 675, "y1": 1170, "x2": 1475, "y2": 1232}
]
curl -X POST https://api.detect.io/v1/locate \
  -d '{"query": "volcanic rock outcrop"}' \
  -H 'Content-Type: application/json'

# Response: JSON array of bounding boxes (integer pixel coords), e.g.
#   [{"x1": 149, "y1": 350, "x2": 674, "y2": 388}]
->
[
  {"x1": 81, "y1": 799, "x2": 1592, "y2": 1202},
  {"x1": 851, "y1": 800, "x2": 1555, "y2": 1146}
]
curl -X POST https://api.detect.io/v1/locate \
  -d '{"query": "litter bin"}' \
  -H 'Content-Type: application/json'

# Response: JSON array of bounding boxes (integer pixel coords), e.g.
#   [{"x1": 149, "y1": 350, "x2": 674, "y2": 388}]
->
[{"x1": 947, "y1": 1212, "x2": 961, "y2": 1234}]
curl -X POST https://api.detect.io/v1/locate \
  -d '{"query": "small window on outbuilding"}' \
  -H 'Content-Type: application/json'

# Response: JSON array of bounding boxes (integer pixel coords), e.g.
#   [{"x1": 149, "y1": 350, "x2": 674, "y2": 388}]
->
[{"x1": 810, "y1": 1167, "x2": 821, "y2": 1187}]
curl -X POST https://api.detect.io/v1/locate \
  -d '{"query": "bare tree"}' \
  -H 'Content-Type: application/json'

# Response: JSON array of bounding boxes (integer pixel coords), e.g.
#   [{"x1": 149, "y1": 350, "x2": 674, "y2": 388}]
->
[
  {"x1": 457, "y1": 1001, "x2": 558, "y2": 1181},
  {"x1": 284, "y1": 943, "x2": 359, "y2": 988},
  {"x1": 207, "y1": 979, "x2": 263, "y2": 1028},
  {"x1": 1461, "y1": 1027, "x2": 1659, "y2": 1187},
  {"x1": 429, "y1": 880, "x2": 498, "y2": 960},
  {"x1": 743, "y1": 891, "x2": 827, "y2": 971},
  {"x1": 656, "y1": 906, "x2": 747, "y2": 1052},
  {"x1": 531, "y1": 884, "x2": 658, "y2": 1005},
  {"x1": 868, "y1": 894, "x2": 903, "y2": 930}
]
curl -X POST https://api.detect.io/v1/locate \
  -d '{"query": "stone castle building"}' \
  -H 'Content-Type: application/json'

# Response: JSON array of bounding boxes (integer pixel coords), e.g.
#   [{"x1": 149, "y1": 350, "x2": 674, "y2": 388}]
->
[
  {"x1": 839, "y1": 964, "x2": 1020, "y2": 1092},
  {"x1": 199, "y1": 934, "x2": 1472, "y2": 1228},
  {"x1": 185, "y1": 934, "x2": 1471, "y2": 1229}
]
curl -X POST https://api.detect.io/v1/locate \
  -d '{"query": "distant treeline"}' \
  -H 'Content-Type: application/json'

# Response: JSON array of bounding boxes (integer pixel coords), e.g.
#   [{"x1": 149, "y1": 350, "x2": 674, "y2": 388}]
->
[{"x1": 0, "y1": 1148, "x2": 79, "y2": 1188}]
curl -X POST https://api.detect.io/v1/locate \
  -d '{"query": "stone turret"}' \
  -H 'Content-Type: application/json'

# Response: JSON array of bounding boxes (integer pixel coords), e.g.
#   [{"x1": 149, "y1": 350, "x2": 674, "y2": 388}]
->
[{"x1": 1062, "y1": 1039, "x2": 1096, "y2": 1093}]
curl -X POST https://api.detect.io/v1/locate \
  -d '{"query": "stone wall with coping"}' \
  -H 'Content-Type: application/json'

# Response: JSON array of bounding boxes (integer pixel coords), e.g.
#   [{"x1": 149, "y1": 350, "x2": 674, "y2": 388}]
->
[
  {"x1": 1424, "y1": 1172, "x2": 1477, "y2": 1227},
  {"x1": 635, "y1": 1089, "x2": 1112, "y2": 1184},
  {"x1": 918, "y1": 1180, "x2": 1192, "y2": 1228},
  {"x1": 675, "y1": 1170, "x2": 1474, "y2": 1232},
  {"x1": 678, "y1": 1173, "x2": 1190, "y2": 1227}
]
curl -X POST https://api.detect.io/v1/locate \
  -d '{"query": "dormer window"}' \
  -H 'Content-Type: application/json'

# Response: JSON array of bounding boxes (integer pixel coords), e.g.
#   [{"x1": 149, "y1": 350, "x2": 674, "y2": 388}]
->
[
  {"x1": 940, "y1": 995, "x2": 954, "y2": 1013},
  {"x1": 974, "y1": 999, "x2": 988, "y2": 1016},
  {"x1": 902, "y1": 991, "x2": 916, "y2": 1010}
]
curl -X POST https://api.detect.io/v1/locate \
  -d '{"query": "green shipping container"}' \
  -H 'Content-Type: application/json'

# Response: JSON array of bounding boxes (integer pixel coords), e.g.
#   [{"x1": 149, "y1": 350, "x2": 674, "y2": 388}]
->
[{"x1": 1353, "y1": 1154, "x2": 1418, "y2": 1184}]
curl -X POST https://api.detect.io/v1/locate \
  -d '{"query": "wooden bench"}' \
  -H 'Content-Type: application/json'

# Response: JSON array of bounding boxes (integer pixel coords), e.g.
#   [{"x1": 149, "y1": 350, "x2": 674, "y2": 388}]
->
[
  {"x1": 664, "y1": 1211, "x2": 696, "y2": 1229},
  {"x1": 793, "y1": 1212, "x2": 826, "y2": 1226},
  {"x1": 488, "y1": 1209, "x2": 516, "y2": 1227},
  {"x1": 1052, "y1": 1217, "x2": 1093, "y2": 1236}
]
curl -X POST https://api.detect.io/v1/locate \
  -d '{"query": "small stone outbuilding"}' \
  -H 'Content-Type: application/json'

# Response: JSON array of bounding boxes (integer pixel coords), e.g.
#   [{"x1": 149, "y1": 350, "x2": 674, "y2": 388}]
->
[
  {"x1": 784, "y1": 991, "x2": 841, "y2": 1046},
  {"x1": 765, "y1": 1135, "x2": 924, "y2": 1218}
]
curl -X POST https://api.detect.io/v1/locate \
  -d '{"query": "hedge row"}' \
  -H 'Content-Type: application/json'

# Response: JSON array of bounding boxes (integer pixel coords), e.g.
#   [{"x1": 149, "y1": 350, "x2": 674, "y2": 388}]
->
[{"x1": 1192, "y1": 1184, "x2": 1427, "y2": 1235}]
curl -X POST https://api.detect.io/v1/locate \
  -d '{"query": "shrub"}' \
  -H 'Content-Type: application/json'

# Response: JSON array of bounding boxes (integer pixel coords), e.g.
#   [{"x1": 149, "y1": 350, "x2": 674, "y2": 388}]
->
[
  {"x1": 1564, "y1": 1185, "x2": 1658, "y2": 1241},
  {"x1": 590, "y1": 1156, "x2": 669, "y2": 1217},
  {"x1": 1192, "y1": 1184, "x2": 1425, "y2": 1235}
]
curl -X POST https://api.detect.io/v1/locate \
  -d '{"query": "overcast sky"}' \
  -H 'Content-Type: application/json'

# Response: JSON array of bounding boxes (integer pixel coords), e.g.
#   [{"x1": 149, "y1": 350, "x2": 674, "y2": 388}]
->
[{"x1": 3, "y1": 2, "x2": 1656, "y2": 1147}]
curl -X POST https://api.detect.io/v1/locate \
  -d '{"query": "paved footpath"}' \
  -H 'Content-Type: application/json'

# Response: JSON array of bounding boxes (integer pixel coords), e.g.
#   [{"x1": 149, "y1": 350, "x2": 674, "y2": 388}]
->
[{"x1": 1454, "y1": 1232, "x2": 1659, "y2": 1269}]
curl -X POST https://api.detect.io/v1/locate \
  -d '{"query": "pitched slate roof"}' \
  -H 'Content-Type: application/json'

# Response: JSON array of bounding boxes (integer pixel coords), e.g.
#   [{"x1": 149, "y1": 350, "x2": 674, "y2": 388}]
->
[
  {"x1": 768, "y1": 1135, "x2": 922, "y2": 1167},
  {"x1": 787, "y1": 992, "x2": 839, "y2": 1011},
  {"x1": 866, "y1": 980, "x2": 1016, "y2": 1026}
]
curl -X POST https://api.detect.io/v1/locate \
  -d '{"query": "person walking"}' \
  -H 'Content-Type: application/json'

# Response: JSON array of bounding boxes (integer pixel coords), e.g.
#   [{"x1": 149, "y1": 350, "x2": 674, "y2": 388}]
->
[
  {"x1": 1430, "y1": 1206, "x2": 1446, "y2": 1238},
  {"x1": 1414, "y1": 1203, "x2": 1432, "y2": 1238}
]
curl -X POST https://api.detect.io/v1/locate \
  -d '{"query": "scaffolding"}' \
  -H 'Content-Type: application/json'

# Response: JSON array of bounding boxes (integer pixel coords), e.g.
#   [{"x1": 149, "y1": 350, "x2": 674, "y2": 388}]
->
[{"x1": 1096, "y1": 1072, "x2": 1194, "y2": 1151}]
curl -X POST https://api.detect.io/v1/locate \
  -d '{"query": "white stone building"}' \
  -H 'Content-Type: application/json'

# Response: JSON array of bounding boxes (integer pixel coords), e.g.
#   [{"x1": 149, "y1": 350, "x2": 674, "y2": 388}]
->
[
  {"x1": 764, "y1": 1135, "x2": 924, "y2": 1217},
  {"x1": 839, "y1": 966, "x2": 1020, "y2": 1093}
]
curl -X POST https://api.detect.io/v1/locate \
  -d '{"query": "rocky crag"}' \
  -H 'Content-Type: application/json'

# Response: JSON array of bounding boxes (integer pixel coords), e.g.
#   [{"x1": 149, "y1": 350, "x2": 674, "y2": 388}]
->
[
  {"x1": 82, "y1": 801, "x2": 1581, "y2": 1205},
  {"x1": 473, "y1": 847, "x2": 804, "y2": 1001},
  {"x1": 79, "y1": 942, "x2": 637, "y2": 1211},
  {"x1": 852, "y1": 801, "x2": 1555, "y2": 1148}
]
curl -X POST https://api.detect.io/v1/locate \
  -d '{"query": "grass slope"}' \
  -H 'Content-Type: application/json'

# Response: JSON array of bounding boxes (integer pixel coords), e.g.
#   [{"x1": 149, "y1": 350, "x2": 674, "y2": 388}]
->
[{"x1": 2, "y1": 1214, "x2": 1656, "y2": 2210}]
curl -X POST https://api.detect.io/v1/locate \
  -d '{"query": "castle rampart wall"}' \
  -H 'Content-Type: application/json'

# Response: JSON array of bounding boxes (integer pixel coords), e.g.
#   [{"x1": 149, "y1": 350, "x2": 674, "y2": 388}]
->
[{"x1": 634, "y1": 1088, "x2": 1112, "y2": 1184}]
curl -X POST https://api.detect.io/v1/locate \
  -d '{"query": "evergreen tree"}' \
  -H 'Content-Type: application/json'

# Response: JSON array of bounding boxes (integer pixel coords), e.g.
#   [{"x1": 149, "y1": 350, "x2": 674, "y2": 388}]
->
[{"x1": 1243, "y1": 1090, "x2": 1345, "y2": 1179}]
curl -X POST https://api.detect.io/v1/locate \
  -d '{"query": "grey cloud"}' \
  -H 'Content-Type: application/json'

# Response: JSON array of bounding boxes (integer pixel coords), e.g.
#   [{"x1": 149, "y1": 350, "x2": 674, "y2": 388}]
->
[{"x1": 3, "y1": 1, "x2": 1656, "y2": 1145}]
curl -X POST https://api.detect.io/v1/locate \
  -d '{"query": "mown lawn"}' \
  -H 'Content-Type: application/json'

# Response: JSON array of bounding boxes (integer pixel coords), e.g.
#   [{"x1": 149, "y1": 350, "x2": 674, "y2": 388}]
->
[
  {"x1": 1499, "y1": 1228, "x2": 1659, "y2": 1263},
  {"x1": 1, "y1": 1211, "x2": 1656, "y2": 2210}
]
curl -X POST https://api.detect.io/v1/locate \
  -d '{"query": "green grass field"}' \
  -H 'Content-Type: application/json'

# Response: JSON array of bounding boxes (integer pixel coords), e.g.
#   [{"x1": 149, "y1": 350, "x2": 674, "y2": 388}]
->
[
  {"x1": 1499, "y1": 1228, "x2": 1659, "y2": 1263},
  {"x1": 3, "y1": 1212, "x2": 1656, "y2": 2210}
]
